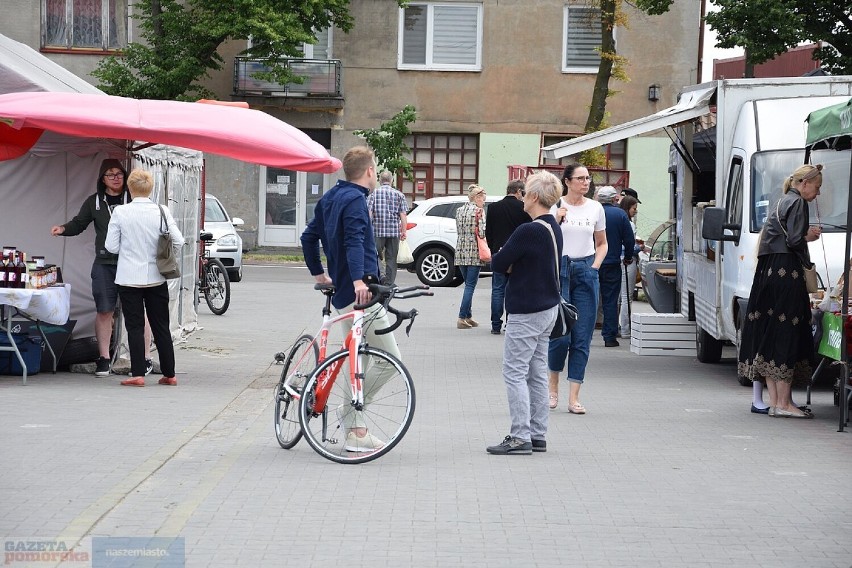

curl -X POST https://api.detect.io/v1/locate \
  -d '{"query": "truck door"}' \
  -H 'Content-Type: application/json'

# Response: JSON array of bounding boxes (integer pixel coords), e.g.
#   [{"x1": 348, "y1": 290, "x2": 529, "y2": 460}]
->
[{"x1": 720, "y1": 155, "x2": 745, "y2": 340}]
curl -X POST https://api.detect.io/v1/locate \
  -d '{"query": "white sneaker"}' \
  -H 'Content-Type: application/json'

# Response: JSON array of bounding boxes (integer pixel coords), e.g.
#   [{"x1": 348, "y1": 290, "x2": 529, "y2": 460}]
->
[{"x1": 344, "y1": 431, "x2": 385, "y2": 452}]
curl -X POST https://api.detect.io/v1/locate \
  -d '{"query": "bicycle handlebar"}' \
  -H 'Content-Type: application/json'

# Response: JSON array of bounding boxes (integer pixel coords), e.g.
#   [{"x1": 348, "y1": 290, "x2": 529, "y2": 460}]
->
[{"x1": 355, "y1": 283, "x2": 433, "y2": 336}]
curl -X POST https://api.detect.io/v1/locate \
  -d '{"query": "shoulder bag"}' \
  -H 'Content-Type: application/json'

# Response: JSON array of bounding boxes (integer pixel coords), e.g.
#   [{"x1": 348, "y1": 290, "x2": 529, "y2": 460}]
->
[
  {"x1": 774, "y1": 200, "x2": 817, "y2": 293},
  {"x1": 535, "y1": 219, "x2": 579, "y2": 339},
  {"x1": 157, "y1": 205, "x2": 181, "y2": 279},
  {"x1": 475, "y1": 208, "x2": 491, "y2": 262}
]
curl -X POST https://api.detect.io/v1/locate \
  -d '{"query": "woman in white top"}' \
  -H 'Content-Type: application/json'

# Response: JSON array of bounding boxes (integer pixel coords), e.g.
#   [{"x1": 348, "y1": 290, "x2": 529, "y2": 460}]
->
[
  {"x1": 547, "y1": 164, "x2": 607, "y2": 414},
  {"x1": 105, "y1": 169, "x2": 184, "y2": 387}
]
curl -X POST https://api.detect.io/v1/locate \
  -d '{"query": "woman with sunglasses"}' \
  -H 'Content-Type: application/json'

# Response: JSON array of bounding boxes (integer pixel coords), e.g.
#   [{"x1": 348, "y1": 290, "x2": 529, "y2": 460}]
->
[
  {"x1": 547, "y1": 164, "x2": 607, "y2": 414},
  {"x1": 454, "y1": 184, "x2": 489, "y2": 329}
]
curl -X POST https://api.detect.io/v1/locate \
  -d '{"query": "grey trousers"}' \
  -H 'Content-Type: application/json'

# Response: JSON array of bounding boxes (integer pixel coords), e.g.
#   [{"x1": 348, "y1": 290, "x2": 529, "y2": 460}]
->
[
  {"x1": 503, "y1": 306, "x2": 558, "y2": 442},
  {"x1": 375, "y1": 236, "x2": 400, "y2": 285}
]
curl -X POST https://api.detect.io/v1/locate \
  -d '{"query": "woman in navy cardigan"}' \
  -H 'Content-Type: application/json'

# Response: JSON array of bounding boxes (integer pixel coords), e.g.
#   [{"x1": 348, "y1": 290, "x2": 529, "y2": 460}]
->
[{"x1": 486, "y1": 171, "x2": 563, "y2": 455}]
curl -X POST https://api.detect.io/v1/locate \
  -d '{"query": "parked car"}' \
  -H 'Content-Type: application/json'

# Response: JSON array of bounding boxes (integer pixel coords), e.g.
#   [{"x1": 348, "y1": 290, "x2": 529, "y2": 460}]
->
[
  {"x1": 402, "y1": 194, "x2": 499, "y2": 287},
  {"x1": 204, "y1": 195, "x2": 244, "y2": 282}
]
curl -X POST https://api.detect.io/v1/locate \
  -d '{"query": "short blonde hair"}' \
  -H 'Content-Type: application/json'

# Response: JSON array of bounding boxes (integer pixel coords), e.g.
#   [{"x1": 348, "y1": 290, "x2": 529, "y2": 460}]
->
[
  {"x1": 126, "y1": 169, "x2": 154, "y2": 197},
  {"x1": 342, "y1": 146, "x2": 376, "y2": 181},
  {"x1": 524, "y1": 171, "x2": 561, "y2": 208},
  {"x1": 467, "y1": 184, "x2": 486, "y2": 201}
]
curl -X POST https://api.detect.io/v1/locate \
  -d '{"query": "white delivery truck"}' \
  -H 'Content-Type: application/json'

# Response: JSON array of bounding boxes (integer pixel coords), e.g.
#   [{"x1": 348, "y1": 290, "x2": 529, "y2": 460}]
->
[{"x1": 543, "y1": 77, "x2": 852, "y2": 380}]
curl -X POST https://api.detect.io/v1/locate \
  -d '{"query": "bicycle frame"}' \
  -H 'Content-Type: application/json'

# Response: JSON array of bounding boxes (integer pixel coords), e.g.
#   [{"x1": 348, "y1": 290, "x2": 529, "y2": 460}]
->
[{"x1": 282, "y1": 293, "x2": 371, "y2": 416}]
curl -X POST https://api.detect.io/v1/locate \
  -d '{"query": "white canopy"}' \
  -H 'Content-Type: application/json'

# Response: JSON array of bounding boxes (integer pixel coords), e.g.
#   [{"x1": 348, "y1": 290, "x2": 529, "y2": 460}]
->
[{"x1": 541, "y1": 84, "x2": 717, "y2": 159}]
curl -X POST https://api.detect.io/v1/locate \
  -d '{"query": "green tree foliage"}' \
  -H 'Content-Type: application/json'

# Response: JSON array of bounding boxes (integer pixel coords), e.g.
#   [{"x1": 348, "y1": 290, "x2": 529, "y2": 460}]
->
[
  {"x1": 354, "y1": 106, "x2": 417, "y2": 181},
  {"x1": 705, "y1": 1, "x2": 851, "y2": 74},
  {"x1": 92, "y1": 0, "x2": 406, "y2": 100},
  {"x1": 580, "y1": 0, "x2": 673, "y2": 165}
]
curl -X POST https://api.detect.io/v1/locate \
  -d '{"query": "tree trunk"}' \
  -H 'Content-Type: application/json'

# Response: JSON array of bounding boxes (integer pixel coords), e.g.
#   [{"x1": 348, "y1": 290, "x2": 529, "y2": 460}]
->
[{"x1": 584, "y1": 0, "x2": 617, "y2": 133}]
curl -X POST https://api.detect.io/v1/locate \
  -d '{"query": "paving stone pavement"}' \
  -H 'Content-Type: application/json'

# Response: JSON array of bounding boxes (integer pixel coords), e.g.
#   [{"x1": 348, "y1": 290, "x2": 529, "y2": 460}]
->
[{"x1": 1, "y1": 265, "x2": 851, "y2": 568}]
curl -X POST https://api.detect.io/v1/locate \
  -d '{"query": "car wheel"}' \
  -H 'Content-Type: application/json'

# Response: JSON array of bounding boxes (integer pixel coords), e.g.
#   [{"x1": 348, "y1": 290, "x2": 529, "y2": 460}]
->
[
  {"x1": 228, "y1": 266, "x2": 242, "y2": 283},
  {"x1": 416, "y1": 247, "x2": 456, "y2": 287}
]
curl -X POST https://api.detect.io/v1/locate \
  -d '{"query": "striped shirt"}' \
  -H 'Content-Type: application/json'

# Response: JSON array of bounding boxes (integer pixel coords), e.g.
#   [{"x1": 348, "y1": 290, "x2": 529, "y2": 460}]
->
[{"x1": 367, "y1": 184, "x2": 407, "y2": 238}]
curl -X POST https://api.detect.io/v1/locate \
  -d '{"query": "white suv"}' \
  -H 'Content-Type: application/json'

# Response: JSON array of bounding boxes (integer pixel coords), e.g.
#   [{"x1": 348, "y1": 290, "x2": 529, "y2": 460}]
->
[{"x1": 402, "y1": 194, "x2": 499, "y2": 287}]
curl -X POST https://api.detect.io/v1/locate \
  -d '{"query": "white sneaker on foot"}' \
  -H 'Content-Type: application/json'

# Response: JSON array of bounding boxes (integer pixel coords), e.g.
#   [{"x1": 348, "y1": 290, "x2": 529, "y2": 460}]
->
[{"x1": 344, "y1": 431, "x2": 385, "y2": 452}]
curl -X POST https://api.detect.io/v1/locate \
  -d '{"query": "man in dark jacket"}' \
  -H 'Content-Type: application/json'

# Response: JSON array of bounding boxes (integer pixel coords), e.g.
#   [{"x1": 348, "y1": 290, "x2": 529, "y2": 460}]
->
[
  {"x1": 485, "y1": 180, "x2": 531, "y2": 334},
  {"x1": 597, "y1": 186, "x2": 634, "y2": 347},
  {"x1": 50, "y1": 158, "x2": 152, "y2": 376},
  {"x1": 301, "y1": 146, "x2": 400, "y2": 453}
]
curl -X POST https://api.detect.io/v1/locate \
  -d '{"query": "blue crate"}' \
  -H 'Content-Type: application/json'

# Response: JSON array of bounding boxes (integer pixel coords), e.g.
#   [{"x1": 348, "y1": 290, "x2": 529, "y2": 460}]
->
[{"x1": 0, "y1": 334, "x2": 43, "y2": 375}]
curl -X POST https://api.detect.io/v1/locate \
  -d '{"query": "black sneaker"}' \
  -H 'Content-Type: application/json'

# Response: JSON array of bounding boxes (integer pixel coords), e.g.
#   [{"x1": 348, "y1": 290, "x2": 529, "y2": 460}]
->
[
  {"x1": 532, "y1": 439, "x2": 547, "y2": 453},
  {"x1": 145, "y1": 359, "x2": 154, "y2": 376},
  {"x1": 94, "y1": 357, "x2": 111, "y2": 376},
  {"x1": 604, "y1": 339, "x2": 620, "y2": 347},
  {"x1": 486, "y1": 435, "x2": 532, "y2": 455}
]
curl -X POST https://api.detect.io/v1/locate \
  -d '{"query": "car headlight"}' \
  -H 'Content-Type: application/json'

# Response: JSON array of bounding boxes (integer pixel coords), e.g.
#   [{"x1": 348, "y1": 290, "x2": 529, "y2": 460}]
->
[{"x1": 217, "y1": 234, "x2": 239, "y2": 247}]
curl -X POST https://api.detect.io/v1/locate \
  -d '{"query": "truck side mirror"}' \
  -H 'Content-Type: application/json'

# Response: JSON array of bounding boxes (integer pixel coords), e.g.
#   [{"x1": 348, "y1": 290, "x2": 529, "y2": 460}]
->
[{"x1": 702, "y1": 206, "x2": 740, "y2": 243}]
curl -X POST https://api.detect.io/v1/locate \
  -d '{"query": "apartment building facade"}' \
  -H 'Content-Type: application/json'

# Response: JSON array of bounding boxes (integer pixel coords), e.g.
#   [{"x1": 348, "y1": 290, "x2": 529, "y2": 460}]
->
[{"x1": 2, "y1": 0, "x2": 701, "y2": 247}]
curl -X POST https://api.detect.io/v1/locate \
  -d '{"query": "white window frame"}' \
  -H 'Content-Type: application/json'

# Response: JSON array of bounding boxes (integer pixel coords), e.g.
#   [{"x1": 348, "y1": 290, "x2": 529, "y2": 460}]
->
[
  {"x1": 562, "y1": 5, "x2": 603, "y2": 74},
  {"x1": 398, "y1": 2, "x2": 483, "y2": 72},
  {"x1": 303, "y1": 27, "x2": 333, "y2": 59},
  {"x1": 42, "y1": 0, "x2": 129, "y2": 50}
]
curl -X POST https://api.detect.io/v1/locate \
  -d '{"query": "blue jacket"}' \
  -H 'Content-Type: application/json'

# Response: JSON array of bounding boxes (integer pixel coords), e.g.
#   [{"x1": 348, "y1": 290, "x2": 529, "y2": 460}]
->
[
  {"x1": 491, "y1": 214, "x2": 562, "y2": 314},
  {"x1": 301, "y1": 180, "x2": 379, "y2": 309},
  {"x1": 601, "y1": 204, "x2": 634, "y2": 265}
]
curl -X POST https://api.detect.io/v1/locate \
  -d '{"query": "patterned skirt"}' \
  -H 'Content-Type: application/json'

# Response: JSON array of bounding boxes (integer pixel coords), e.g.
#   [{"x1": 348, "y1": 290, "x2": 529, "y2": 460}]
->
[{"x1": 737, "y1": 253, "x2": 815, "y2": 384}]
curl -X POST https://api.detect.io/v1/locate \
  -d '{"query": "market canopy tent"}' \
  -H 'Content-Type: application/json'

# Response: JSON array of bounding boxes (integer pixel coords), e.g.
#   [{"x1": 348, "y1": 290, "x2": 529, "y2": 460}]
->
[
  {"x1": 805, "y1": 97, "x2": 852, "y2": 431},
  {"x1": 806, "y1": 97, "x2": 852, "y2": 151},
  {"x1": 0, "y1": 91, "x2": 342, "y2": 173}
]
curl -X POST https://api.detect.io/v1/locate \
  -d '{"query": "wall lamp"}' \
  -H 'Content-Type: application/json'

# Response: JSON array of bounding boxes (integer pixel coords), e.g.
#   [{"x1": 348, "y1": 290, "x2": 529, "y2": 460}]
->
[{"x1": 648, "y1": 84, "x2": 661, "y2": 102}]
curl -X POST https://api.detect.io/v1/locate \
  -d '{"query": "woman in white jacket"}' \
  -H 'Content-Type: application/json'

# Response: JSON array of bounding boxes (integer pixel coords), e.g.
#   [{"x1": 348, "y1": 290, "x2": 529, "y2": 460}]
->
[{"x1": 106, "y1": 169, "x2": 184, "y2": 387}]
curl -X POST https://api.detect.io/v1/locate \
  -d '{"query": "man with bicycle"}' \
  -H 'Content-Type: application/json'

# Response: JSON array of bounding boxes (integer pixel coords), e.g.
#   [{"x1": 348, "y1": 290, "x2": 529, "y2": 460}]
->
[{"x1": 301, "y1": 146, "x2": 402, "y2": 452}]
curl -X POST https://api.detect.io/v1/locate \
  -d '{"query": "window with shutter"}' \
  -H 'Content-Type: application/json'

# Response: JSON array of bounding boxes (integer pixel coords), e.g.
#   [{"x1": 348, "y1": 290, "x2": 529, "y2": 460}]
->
[
  {"x1": 43, "y1": 0, "x2": 128, "y2": 51},
  {"x1": 563, "y1": 5, "x2": 602, "y2": 73},
  {"x1": 399, "y1": 3, "x2": 482, "y2": 71}
]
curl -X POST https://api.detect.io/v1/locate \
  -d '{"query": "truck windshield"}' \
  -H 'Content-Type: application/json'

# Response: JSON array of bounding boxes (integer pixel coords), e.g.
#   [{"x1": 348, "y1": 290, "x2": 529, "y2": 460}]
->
[{"x1": 751, "y1": 150, "x2": 849, "y2": 233}]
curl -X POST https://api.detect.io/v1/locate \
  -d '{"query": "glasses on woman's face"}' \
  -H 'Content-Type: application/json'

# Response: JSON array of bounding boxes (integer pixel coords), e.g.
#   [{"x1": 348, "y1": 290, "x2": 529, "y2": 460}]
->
[
  {"x1": 104, "y1": 172, "x2": 124, "y2": 179},
  {"x1": 570, "y1": 176, "x2": 591, "y2": 182}
]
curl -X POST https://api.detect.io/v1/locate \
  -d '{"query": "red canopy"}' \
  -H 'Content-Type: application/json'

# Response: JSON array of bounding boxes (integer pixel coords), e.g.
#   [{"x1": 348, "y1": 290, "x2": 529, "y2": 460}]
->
[{"x1": 0, "y1": 91, "x2": 341, "y2": 173}]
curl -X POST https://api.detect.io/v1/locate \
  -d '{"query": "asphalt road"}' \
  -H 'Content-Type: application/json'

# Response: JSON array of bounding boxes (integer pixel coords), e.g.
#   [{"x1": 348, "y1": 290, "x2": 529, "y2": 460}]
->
[{"x1": 1, "y1": 264, "x2": 850, "y2": 568}]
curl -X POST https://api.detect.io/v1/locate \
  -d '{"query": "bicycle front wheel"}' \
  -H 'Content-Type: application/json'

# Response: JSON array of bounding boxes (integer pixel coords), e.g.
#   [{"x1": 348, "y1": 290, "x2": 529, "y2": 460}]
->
[
  {"x1": 274, "y1": 334, "x2": 318, "y2": 449},
  {"x1": 298, "y1": 347, "x2": 415, "y2": 464},
  {"x1": 203, "y1": 258, "x2": 231, "y2": 315}
]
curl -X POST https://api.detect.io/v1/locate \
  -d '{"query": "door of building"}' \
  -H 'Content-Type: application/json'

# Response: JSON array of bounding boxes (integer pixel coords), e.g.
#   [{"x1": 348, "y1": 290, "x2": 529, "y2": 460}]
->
[{"x1": 259, "y1": 168, "x2": 329, "y2": 246}]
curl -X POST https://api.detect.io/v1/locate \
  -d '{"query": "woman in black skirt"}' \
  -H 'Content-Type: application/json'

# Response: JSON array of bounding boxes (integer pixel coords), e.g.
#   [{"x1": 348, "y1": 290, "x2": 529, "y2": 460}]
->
[{"x1": 738, "y1": 164, "x2": 823, "y2": 419}]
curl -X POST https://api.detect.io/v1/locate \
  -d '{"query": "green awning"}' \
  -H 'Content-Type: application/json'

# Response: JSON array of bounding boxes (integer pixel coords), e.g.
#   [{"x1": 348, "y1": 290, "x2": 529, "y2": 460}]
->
[{"x1": 805, "y1": 97, "x2": 852, "y2": 150}]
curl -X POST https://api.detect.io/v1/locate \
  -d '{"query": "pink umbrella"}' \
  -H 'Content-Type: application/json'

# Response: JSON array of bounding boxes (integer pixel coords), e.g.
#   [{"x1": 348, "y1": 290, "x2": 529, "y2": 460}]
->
[{"x1": 0, "y1": 91, "x2": 341, "y2": 173}]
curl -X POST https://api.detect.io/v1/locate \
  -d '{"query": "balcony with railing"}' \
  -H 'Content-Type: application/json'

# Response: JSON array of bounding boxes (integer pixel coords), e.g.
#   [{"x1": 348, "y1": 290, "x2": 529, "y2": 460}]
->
[{"x1": 233, "y1": 57, "x2": 343, "y2": 108}]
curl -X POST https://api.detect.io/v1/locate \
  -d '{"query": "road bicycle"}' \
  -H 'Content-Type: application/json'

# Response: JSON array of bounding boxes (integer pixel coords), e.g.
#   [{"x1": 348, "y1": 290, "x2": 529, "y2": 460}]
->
[
  {"x1": 274, "y1": 281, "x2": 431, "y2": 464},
  {"x1": 198, "y1": 231, "x2": 230, "y2": 315}
]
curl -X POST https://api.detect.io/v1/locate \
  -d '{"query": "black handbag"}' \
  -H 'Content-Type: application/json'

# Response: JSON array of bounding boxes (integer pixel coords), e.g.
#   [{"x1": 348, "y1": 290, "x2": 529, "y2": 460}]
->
[{"x1": 535, "y1": 220, "x2": 579, "y2": 339}]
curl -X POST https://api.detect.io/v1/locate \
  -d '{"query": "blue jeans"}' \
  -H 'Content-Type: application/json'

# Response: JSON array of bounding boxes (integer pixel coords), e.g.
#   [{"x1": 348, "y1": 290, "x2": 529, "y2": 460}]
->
[
  {"x1": 458, "y1": 265, "x2": 481, "y2": 319},
  {"x1": 490, "y1": 271, "x2": 508, "y2": 331},
  {"x1": 548, "y1": 255, "x2": 599, "y2": 384},
  {"x1": 598, "y1": 263, "x2": 623, "y2": 342}
]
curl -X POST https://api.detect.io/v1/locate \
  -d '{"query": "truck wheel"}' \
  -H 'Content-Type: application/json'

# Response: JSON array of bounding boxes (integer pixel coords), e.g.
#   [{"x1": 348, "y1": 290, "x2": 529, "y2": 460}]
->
[{"x1": 696, "y1": 325, "x2": 723, "y2": 363}]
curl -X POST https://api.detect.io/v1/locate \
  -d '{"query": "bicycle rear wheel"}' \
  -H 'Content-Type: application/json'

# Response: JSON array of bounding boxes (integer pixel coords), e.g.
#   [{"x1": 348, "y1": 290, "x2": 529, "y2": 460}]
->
[
  {"x1": 274, "y1": 334, "x2": 318, "y2": 449},
  {"x1": 298, "y1": 346, "x2": 415, "y2": 464},
  {"x1": 204, "y1": 258, "x2": 231, "y2": 315}
]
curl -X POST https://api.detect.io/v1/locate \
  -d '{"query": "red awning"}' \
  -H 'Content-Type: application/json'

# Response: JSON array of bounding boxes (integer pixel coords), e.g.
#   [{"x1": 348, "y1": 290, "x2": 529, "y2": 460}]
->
[{"x1": 0, "y1": 91, "x2": 341, "y2": 173}]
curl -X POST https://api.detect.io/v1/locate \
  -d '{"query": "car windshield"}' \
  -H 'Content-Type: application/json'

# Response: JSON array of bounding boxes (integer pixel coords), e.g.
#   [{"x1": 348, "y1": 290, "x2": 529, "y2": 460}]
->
[{"x1": 205, "y1": 198, "x2": 229, "y2": 223}]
